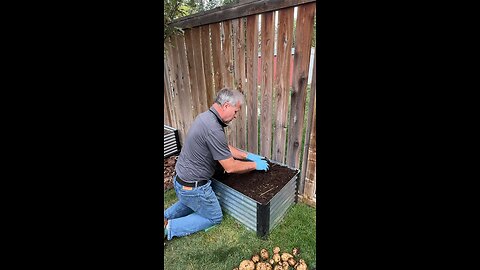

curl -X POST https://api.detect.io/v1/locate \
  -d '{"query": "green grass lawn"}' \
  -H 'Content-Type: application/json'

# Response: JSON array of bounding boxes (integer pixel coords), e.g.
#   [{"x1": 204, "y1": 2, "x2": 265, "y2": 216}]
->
[{"x1": 164, "y1": 188, "x2": 316, "y2": 270}]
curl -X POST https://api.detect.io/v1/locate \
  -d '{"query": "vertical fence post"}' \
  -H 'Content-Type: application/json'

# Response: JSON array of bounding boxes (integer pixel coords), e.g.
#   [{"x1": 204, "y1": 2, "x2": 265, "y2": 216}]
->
[{"x1": 299, "y1": 47, "x2": 316, "y2": 200}]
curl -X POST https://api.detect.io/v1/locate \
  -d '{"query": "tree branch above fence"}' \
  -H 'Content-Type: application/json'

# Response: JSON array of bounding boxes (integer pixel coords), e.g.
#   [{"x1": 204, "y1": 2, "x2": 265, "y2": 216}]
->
[{"x1": 169, "y1": 0, "x2": 316, "y2": 29}]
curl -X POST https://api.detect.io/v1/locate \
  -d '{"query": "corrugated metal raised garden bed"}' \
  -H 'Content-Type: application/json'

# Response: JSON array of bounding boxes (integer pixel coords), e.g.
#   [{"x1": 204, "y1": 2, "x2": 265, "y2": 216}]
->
[
  {"x1": 164, "y1": 125, "x2": 181, "y2": 158},
  {"x1": 212, "y1": 158, "x2": 299, "y2": 238}
]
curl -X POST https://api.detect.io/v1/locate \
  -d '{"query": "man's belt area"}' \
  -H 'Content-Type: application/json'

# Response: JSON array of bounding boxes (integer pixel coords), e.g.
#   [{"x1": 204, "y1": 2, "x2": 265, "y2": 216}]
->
[{"x1": 176, "y1": 175, "x2": 208, "y2": 188}]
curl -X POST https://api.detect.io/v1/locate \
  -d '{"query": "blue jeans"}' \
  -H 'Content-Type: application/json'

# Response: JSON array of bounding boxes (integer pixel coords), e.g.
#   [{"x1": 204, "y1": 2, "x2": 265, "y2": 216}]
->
[{"x1": 164, "y1": 176, "x2": 223, "y2": 240}]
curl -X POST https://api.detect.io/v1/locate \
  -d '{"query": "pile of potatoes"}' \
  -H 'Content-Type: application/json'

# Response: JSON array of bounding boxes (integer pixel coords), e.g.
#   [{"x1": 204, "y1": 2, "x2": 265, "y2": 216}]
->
[{"x1": 234, "y1": 247, "x2": 308, "y2": 270}]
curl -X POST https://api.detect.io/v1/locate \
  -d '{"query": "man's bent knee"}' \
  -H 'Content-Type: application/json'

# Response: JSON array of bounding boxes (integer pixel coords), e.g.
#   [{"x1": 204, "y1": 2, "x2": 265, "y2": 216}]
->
[{"x1": 212, "y1": 213, "x2": 223, "y2": 225}]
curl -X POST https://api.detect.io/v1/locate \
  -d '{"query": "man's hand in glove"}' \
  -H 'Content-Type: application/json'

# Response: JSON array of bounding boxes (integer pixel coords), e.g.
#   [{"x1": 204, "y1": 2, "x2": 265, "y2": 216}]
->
[
  {"x1": 254, "y1": 159, "x2": 269, "y2": 171},
  {"x1": 246, "y1": 153, "x2": 266, "y2": 162}
]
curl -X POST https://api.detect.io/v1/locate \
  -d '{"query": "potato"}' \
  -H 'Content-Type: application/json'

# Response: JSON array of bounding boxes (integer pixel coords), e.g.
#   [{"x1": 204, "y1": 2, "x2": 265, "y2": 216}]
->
[
  {"x1": 273, "y1": 246, "x2": 280, "y2": 254},
  {"x1": 281, "y1": 261, "x2": 289, "y2": 270},
  {"x1": 272, "y1": 253, "x2": 281, "y2": 263},
  {"x1": 269, "y1": 259, "x2": 275, "y2": 265},
  {"x1": 296, "y1": 265, "x2": 307, "y2": 270},
  {"x1": 252, "y1": 254, "x2": 260, "y2": 263},
  {"x1": 292, "y1": 247, "x2": 300, "y2": 256},
  {"x1": 294, "y1": 259, "x2": 308, "y2": 270},
  {"x1": 239, "y1": 260, "x2": 255, "y2": 270},
  {"x1": 256, "y1": 262, "x2": 272, "y2": 270},
  {"x1": 281, "y1": 253, "x2": 293, "y2": 262},
  {"x1": 287, "y1": 257, "x2": 296, "y2": 267},
  {"x1": 273, "y1": 265, "x2": 283, "y2": 270},
  {"x1": 260, "y1": 248, "x2": 269, "y2": 260}
]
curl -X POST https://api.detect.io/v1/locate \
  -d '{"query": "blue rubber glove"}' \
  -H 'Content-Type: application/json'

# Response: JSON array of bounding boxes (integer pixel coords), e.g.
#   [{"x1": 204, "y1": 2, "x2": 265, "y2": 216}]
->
[
  {"x1": 254, "y1": 159, "x2": 269, "y2": 171},
  {"x1": 246, "y1": 153, "x2": 266, "y2": 162}
]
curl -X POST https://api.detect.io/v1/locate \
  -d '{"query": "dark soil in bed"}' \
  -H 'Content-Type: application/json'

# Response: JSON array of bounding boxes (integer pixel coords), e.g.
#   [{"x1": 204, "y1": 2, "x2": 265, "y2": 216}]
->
[{"x1": 213, "y1": 160, "x2": 298, "y2": 204}]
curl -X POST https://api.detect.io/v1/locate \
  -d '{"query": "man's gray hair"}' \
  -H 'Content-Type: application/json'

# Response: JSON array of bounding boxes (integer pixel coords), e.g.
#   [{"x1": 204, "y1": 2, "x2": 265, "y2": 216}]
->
[{"x1": 214, "y1": 87, "x2": 245, "y2": 106}]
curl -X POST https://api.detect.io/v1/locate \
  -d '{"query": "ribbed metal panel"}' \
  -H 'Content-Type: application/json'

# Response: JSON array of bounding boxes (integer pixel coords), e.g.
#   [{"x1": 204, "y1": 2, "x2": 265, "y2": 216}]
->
[
  {"x1": 270, "y1": 196, "x2": 295, "y2": 231},
  {"x1": 270, "y1": 186, "x2": 296, "y2": 223},
  {"x1": 269, "y1": 174, "x2": 298, "y2": 231},
  {"x1": 270, "y1": 176, "x2": 297, "y2": 210},
  {"x1": 211, "y1": 159, "x2": 299, "y2": 236},
  {"x1": 212, "y1": 180, "x2": 257, "y2": 232},
  {"x1": 164, "y1": 125, "x2": 180, "y2": 158}
]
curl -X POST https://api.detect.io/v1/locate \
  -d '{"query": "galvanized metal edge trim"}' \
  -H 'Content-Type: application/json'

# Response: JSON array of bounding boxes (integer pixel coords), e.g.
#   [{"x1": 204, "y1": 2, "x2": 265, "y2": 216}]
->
[{"x1": 257, "y1": 202, "x2": 270, "y2": 238}]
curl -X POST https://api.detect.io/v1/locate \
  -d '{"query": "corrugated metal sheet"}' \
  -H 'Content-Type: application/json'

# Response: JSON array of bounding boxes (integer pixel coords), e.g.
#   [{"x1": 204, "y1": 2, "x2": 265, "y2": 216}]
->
[
  {"x1": 270, "y1": 174, "x2": 298, "y2": 231},
  {"x1": 212, "y1": 160, "x2": 299, "y2": 235},
  {"x1": 211, "y1": 180, "x2": 257, "y2": 232},
  {"x1": 164, "y1": 125, "x2": 180, "y2": 158}
]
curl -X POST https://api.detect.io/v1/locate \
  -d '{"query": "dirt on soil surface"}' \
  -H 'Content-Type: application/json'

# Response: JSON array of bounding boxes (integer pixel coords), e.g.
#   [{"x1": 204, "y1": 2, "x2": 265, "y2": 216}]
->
[
  {"x1": 164, "y1": 155, "x2": 178, "y2": 191},
  {"x1": 213, "y1": 160, "x2": 298, "y2": 205}
]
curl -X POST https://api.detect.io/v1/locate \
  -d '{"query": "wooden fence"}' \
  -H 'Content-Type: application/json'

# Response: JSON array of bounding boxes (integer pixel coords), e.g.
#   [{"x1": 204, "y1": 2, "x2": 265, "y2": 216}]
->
[{"x1": 164, "y1": 0, "x2": 316, "y2": 207}]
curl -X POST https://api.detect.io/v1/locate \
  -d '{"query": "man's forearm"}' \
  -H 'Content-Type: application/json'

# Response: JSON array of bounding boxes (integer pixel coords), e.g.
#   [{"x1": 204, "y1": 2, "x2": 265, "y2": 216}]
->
[
  {"x1": 228, "y1": 145, "x2": 247, "y2": 160},
  {"x1": 225, "y1": 160, "x2": 256, "y2": 174}
]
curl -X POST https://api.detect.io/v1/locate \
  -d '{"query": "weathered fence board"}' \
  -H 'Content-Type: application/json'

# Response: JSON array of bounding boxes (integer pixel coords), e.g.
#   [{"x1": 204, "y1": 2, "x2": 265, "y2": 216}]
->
[
  {"x1": 259, "y1": 11, "x2": 275, "y2": 158},
  {"x1": 165, "y1": 46, "x2": 180, "y2": 132},
  {"x1": 232, "y1": 18, "x2": 247, "y2": 150},
  {"x1": 166, "y1": 38, "x2": 186, "y2": 137},
  {"x1": 164, "y1": 78, "x2": 172, "y2": 127},
  {"x1": 302, "y1": 88, "x2": 316, "y2": 206},
  {"x1": 191, "y1": 27, "x2": 209, "y2": 113},
  {"x1": 184, "y1": 29, "x2": 201, "y2": 117},
  {"x1": 221, "y1": 20, "x2": 236, "y2": 146},
  {"x1": 164, "y1": 61, "x2": 177, "y2": 128},
  {"x1": 299, "y1": 47, "x2": 316, "y2": 202},
  {"x1": 210, "y1": 23, "x2": 223, "y2": 92},
  {"x1": 221, "y1": 21, "x2": 234, "y2": 88},
  {"x1": 273, "y1": 7, "x2": 294, "y2": 164},
  {"x1": 286, "y1": 2, "x2": 315, "y2": 169},
  {"x1": 245, "y1": 14, "x2": 259, "y2": 154},
  {"x1": 200, "y1": 25, "x2": 216, "y2": 105},
  {"x1": 174, "y1": 34, "x2": 194, "y2": 135}
]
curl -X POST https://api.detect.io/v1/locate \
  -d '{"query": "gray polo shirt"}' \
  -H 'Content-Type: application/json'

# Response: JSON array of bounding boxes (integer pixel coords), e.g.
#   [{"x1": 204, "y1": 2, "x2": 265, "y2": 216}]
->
[{"x1": 175, "y1": 105, "x2": 232, "y2": 182}]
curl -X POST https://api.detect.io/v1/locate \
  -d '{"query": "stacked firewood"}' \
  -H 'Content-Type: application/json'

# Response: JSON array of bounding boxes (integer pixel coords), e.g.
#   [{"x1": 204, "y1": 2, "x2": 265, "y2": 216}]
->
[{"x1": 164, "y1": 155, "x2": 177, "y2": 191}]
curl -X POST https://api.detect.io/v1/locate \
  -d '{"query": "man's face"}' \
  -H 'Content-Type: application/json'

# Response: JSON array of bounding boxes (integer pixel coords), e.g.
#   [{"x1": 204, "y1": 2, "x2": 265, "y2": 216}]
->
[{"x1": 221, "y1": 102, "x2": 241, "y2": 124}]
